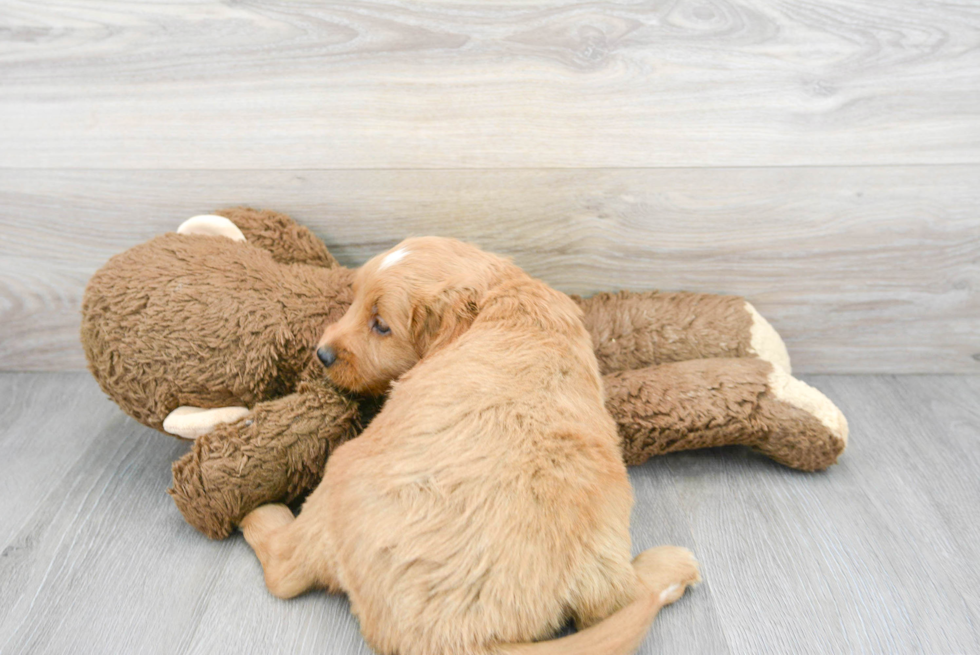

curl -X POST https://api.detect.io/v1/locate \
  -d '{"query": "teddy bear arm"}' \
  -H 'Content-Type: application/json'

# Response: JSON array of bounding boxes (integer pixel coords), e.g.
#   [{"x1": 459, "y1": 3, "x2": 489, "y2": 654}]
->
[
  {"x1": 168, "y1": 381, "x2": 359, "y2": 539},
  {"x1": 575, "y1": 290, "x2": 791, "y2": 374},
  {"x1": 215, "y1": 207, "x2": 340, "y2": 269},
  {"x1": 606, "y1": 357, "x2": 846, "y2": 471}
]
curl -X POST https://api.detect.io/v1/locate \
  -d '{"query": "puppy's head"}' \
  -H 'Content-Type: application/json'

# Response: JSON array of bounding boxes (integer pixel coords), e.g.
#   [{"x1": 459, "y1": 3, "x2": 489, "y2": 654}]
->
[{"x1": 316, "y1": 237, "x2": 504, "y2": 395}]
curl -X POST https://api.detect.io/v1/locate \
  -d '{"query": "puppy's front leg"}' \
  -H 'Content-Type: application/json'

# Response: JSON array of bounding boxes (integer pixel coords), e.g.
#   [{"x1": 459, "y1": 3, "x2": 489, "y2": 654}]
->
[{"x1": 241, "y1": 504, "x2": 323, "y2": 599}]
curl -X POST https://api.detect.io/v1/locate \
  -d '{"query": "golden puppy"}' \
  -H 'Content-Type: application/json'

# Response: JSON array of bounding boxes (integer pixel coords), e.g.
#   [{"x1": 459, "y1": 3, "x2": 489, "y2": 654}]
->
[{"x1": 241, "y1": 237, "x2": 700, "y2": 655}]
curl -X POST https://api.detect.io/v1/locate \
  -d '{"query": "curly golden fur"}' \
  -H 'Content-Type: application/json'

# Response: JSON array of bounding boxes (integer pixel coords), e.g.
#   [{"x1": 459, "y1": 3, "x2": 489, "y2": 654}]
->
[{"x1": 241, "y1": 237, "x2": 699, "y2": 655}]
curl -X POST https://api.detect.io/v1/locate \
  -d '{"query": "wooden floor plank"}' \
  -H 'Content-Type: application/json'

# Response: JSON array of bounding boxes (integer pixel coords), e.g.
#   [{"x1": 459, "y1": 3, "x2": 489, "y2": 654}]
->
[
  {"x1": 2, "y1": 0, "x2": 979, "y2": 169},
  {"x1": 0, "y1": 373, "x2": 120, "y2": 549},
  {"x1": 818, "y1": 376, "x2": 980, "y2": 651},
  {"x1": 0, "y1": 463, "x2": 234, "y2": 654},
  {"x1": 629, "y1": 461, "x2": 732, "y2": 654},
  {"x1": 183, "y1": 549, "x2": 376, "y2": 655},
  {"x1": 0, "y1": 376, "x2": 225, "y2": 655},
  {"x1": 860, "y1": 375, "x2": 980, "y2": 630},
  {"x1": 2, "y1": 167, "x2": 977, "y2": 374}
]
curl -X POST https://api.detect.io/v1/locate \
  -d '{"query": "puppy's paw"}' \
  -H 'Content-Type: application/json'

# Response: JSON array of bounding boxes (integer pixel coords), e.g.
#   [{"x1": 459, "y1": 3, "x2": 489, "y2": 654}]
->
[
  {"x1": 240, "y1": 503, "x2": 295, "y2": 542},
  {"x1": 633, "y1": 546, "x2": 701, "y2": 606}
]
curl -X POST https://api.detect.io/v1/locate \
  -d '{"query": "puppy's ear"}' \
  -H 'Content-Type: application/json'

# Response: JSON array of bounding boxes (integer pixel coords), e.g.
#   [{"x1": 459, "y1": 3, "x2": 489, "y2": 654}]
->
[{"x1": 411, "y1": 287, "x2": 480, "y2": 357}]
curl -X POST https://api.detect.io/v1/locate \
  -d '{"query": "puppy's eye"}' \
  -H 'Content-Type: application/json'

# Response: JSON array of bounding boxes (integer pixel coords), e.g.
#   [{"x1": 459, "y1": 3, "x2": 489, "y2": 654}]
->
[{"x1": 371, "y1": 316, "x2": 391, "y2": 336}]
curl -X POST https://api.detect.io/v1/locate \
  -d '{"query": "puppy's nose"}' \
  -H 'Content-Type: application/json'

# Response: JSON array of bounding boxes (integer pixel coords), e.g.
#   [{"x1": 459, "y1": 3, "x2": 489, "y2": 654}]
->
[{"x1": 316, "y1": 346, "x2": 337, "y2": 368}]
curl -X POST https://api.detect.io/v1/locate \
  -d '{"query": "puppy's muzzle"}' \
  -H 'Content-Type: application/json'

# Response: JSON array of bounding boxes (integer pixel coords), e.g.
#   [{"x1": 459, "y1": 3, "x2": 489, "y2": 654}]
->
[{"x1": 317, "y1": 346, "x2": 337, "y2": 368}]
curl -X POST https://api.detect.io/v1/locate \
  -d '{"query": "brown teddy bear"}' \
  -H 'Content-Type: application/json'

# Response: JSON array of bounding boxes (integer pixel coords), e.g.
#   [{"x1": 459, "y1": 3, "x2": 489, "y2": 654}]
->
[{"x1": 80, "y1": 207, "x2": 847, "y2": 539}]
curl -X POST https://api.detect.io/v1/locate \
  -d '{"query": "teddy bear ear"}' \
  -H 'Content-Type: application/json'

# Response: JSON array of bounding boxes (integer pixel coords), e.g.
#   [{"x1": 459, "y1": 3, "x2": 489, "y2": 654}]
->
[{"x1": 176, "y1": 215, "x2": 247, "y2": 242}]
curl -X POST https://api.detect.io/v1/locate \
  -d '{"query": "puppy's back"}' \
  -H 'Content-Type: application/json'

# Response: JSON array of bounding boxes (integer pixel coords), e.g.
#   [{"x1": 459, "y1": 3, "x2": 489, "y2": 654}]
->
[{"x1": 330, "y1": 266, "x2": 638, "y2": 654}]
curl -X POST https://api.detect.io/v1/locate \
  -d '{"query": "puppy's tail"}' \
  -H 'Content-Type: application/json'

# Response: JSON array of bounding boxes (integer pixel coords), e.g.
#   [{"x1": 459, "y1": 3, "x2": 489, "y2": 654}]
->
[{"x1": 496, "y1": 546, "x2": 700, "y2": 655}]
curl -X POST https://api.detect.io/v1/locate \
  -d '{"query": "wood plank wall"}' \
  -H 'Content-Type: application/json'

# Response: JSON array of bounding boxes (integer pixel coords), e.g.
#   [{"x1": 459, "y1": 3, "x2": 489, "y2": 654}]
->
[{"x1": 1, "y1": 1, "x2": 978, "y2": 373}]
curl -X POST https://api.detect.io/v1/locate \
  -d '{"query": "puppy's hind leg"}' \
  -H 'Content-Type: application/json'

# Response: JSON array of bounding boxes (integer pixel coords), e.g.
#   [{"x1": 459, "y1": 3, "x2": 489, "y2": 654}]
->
[
  {"x1": 498, "y1": 547, "x2": 700, "y2": 655},
  {"x1": 241, "y1": 504, "x2": 321, "y2": 599}
]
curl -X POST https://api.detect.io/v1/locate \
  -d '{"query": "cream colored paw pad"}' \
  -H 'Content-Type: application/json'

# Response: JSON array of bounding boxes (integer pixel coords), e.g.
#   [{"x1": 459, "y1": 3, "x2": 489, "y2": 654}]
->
[
  {"x1": 659, "y1": 583, "x2": 682, "y2": 604},
  {"x1": 163, "y1": 405, "x2": 250, "y2": 439},
  {"x1": 746, "y1": 302, "x2": 792, "y2": 373},
  {"x1": 768, "y1": 368, "x2": 849, "y2": 446},
  {"x1": 176, "y1": 215, "x2": 247, "y2": 242}
]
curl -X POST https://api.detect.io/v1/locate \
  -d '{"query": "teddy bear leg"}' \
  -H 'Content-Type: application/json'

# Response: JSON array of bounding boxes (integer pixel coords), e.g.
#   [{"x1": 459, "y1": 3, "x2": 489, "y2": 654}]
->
[
  {"x1": 214, "y1": 207, "x2": 341, "y2": 268},
  {"x1": 575, "y1": 291, "x2": 791, "y2": 374},
  {"x1": 168, "y1": 380, "x2": 358, "y2": 539},
  {"x1": 606, "y1": 358, "x2": 846, "y2": 470},
  {"x1": 759, "y1": 364, "x2": 848, "y2": 469}
]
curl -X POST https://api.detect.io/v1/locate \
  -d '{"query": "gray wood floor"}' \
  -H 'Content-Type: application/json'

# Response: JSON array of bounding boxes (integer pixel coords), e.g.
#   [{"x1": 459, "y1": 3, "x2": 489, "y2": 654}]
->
[{"x1": 1, "y1": 372, "x2": 977, "y2": 655}]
